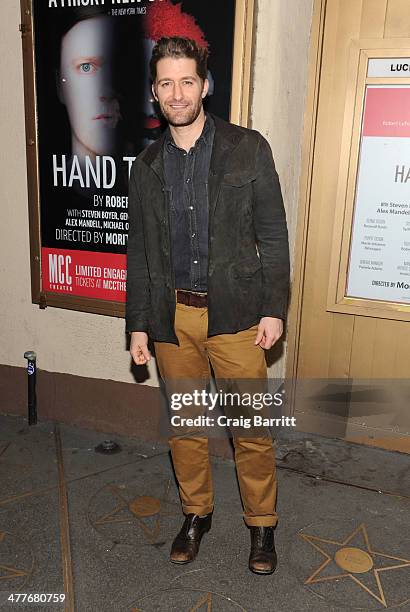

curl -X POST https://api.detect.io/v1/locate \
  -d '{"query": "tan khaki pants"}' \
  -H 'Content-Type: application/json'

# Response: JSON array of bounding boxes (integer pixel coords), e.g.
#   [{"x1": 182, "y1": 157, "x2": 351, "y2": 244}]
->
[{"x1": 154, "y1": 299, "x2": 278, "y2": 527}]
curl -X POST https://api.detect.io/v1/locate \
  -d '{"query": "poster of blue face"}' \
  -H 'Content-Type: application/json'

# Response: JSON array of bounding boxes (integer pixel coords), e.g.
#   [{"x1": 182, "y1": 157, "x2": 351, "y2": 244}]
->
[{"x1": 29, "y1": 0, "x2": 236, "y2": 306}]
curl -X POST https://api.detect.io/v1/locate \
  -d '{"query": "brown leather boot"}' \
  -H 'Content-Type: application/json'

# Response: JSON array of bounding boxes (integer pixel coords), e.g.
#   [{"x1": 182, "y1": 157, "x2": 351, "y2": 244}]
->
[
  {"x1": 170, "y1": 512, "x2": 212, "y2": 564},
  {"x1": 248, "y1": 526, "x2": 277, "y2": 574}
]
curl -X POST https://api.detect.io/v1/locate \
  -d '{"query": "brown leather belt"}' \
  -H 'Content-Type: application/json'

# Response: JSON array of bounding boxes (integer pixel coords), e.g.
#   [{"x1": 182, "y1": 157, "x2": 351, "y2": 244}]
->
[{"x1": 176, "y1": 290, "x2": 208, "y2": 307}]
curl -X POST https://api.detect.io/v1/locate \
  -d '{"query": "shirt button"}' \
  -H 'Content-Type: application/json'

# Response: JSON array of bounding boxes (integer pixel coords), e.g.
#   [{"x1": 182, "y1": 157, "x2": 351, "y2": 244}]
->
[
  {"x1": 189, "y1": 206, "x2": 194, "y2": 210},
  {"x1": 193, "y1": 260, "x2": 198, "y2": 264}
]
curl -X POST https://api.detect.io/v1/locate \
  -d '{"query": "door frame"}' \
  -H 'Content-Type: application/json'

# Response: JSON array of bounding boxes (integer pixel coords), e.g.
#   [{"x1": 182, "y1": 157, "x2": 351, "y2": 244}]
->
[{"x1": 286, "y1": 0, "x2": 327, "y2": 385}]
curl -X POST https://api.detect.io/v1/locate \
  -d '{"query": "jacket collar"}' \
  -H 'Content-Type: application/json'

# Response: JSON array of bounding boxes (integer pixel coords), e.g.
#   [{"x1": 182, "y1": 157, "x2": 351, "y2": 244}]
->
[{"x1": 141, "y1": 113, "x2": 245, "y2": 175}]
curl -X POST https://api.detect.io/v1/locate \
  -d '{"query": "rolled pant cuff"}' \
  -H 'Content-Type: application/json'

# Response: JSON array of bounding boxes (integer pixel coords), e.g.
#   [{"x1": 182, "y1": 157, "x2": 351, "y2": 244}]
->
[
  {"x1": 244, "y1": 516, "x2": 278, "y2": 527},
  {"x1": 182, "y1": 504, "x2": 214, "y2": 516}
]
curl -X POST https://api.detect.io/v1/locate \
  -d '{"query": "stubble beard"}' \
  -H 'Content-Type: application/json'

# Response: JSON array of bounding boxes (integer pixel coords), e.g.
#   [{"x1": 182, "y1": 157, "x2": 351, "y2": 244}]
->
[{"x1": 160, "y1": 98, "x2": 203, "y2": 128}]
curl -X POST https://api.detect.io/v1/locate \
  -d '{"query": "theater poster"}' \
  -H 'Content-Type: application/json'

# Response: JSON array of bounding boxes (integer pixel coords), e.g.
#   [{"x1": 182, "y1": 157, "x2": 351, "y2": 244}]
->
[
  {"x1": 347, "y1": 85, "x2": 410, "y2": 304},
  {"x1": 20, "y1": 0, "x2": 254, "y2": 316}
]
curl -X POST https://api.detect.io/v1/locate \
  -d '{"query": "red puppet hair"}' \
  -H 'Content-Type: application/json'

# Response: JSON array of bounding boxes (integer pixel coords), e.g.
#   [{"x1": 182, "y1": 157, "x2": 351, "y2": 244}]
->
[{"x1": 144, "y1": 0, "x2": 209, "y2": 48}]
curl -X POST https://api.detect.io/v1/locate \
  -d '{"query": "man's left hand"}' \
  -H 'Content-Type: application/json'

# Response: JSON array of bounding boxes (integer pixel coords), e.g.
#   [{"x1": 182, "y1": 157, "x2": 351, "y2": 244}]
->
[{"x1": 254, "y1": 317, "x2": 284, "y2": 350}]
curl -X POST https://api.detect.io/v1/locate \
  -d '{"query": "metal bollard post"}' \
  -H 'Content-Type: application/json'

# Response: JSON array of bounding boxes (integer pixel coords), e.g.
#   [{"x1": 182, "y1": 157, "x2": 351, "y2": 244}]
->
[{"x1": 24, "y1": 350, "x2": 37, "y2": 425}]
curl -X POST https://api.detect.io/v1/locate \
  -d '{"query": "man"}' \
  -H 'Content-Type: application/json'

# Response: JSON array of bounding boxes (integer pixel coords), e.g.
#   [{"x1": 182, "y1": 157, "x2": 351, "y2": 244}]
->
[
  {"x1": 126, "y1": 37, "x2": 290, "y2": 575},
  {"x1": 141, "y1": 0, "x2": 213, "y2": 145}
]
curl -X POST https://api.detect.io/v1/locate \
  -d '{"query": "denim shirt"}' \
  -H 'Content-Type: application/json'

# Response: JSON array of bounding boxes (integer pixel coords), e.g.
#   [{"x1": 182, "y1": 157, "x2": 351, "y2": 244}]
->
[{"x1": 163, "y1": 115, "x2": 215, "y2": 292}]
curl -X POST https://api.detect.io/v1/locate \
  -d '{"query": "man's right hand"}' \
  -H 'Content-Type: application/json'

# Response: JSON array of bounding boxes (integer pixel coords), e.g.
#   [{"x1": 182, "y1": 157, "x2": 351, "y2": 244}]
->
[{"x1": 130, "y1": 331, "x2": 151, "y2": 365}]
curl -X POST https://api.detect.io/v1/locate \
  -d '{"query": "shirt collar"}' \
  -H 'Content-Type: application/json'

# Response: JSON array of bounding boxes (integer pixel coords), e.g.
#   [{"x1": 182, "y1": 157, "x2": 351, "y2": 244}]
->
[{"x1": 165, "y1": 112, "x2": 214, "y2": 153}]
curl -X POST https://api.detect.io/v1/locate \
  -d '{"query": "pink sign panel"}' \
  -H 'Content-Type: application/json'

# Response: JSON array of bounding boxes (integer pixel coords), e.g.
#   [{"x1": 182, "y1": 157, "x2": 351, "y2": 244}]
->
[{"x1": 363, "y1": 87, "x2": 410, "y2": 138}]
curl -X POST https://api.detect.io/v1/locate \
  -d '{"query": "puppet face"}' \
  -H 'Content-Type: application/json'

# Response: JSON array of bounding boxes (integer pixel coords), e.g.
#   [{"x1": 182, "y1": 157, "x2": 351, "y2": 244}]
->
[
  {"x1": 59, "y1": 16, "x2": 121, "y2": 158},
  {"x1": 152, "y1": 57, "x2": 208, "y2": 128}
]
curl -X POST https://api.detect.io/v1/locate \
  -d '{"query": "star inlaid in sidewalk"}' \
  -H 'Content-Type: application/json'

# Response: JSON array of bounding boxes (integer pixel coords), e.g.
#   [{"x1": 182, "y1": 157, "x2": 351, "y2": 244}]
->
[
  {"x1": 300, "y1": 523, "x2": 410, "y2": 607},
  {"x1": 0, "y1": 531, "x2": 30, "y2": 585},
  {"x1": 90, "y1": 477, "x2": 179, "y2": 543}
]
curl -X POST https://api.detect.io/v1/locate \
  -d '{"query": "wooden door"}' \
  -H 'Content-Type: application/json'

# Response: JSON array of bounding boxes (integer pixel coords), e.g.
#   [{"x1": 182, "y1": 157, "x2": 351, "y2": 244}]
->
[{"x1": 288, "y1": 0, "x2": 410, "y2": 452}]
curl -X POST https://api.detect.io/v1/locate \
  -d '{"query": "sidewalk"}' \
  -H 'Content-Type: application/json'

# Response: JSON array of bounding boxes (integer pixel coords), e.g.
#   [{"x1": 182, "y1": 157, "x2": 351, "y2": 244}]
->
[{"x1": 0, "y1": 414, "x2": 409, "y2": 611}]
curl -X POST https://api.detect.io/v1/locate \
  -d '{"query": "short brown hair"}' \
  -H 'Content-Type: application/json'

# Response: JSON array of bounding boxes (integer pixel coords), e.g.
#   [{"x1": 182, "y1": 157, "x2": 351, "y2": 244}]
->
[{"x1": 150, "y1": 37, "x2": 209, "y2": 82}]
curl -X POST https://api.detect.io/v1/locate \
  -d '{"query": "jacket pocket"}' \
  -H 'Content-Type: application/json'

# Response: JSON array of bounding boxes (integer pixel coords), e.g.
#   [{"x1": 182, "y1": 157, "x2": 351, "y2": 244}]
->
[
  {"x1": 232, "y1": 258, "x2": 262, "y2": 279},
  {"x1": 222, "y1": 172, "x2": 256, "y2": 187}
]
